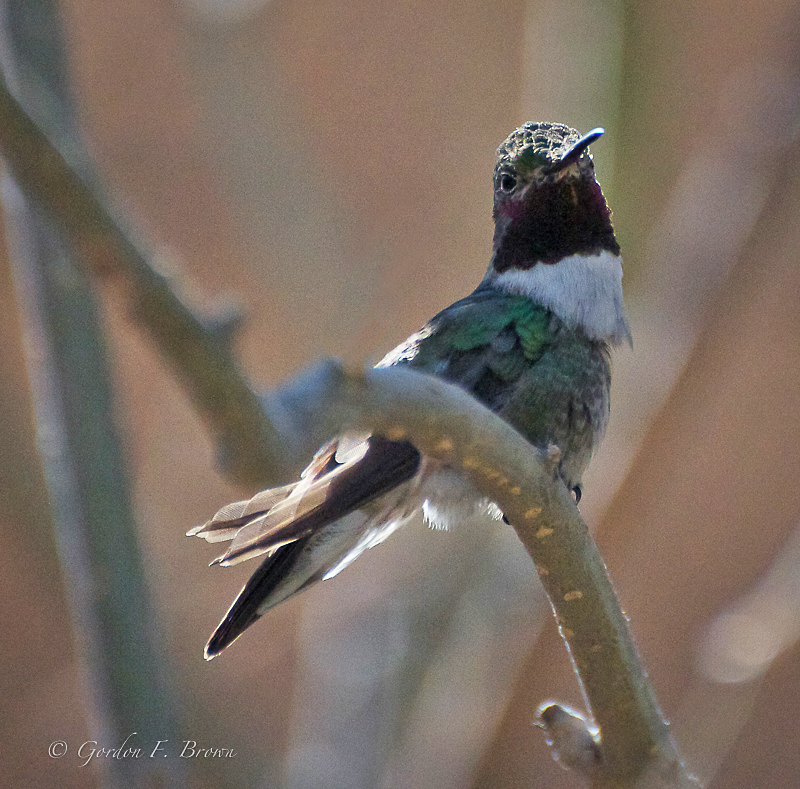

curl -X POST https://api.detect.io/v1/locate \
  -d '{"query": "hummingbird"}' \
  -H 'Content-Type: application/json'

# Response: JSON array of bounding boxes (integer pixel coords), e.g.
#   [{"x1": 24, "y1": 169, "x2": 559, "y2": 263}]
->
[{"x1": 189, "y1": 122, "x2": 631, "y2": 659}]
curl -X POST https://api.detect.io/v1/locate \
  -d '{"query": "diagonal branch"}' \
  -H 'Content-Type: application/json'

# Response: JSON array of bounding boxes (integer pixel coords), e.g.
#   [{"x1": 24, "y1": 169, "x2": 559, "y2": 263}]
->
[
  {"x1": 279, "y1": 361, "x2": 696, "y2": 788},
  {"x1": 0, "y1": 73, "x2": 286, "y2": 487}
]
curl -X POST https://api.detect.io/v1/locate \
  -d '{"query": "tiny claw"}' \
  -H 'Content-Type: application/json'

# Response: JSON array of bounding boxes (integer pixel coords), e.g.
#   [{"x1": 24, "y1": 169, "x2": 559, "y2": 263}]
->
[{"x1": 543, "y1": 443, "x2": 562, "y2": 473}]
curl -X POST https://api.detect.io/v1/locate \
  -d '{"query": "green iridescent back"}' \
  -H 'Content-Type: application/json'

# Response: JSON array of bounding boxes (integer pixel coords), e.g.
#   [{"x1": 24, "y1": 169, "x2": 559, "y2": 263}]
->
[{"x1": 380, "y1": 287, "x2": 611, "y2": 490}]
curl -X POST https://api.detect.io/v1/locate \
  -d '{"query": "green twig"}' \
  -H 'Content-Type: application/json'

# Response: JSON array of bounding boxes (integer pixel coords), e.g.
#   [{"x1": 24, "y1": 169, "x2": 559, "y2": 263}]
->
[{"x1": 264, "y1": 361, "x2": 695, "y2": 787}]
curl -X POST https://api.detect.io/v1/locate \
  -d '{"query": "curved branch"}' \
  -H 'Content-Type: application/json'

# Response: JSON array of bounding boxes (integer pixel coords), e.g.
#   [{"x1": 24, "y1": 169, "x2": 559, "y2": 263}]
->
[{"x1": 265, "y1": 361, "x2": 696, "y2": 788}]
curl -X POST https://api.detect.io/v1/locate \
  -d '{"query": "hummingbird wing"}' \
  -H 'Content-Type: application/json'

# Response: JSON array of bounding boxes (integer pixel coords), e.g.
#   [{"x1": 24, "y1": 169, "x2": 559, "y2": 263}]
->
[
  {"x1": 190, "y1": 435, "x2": 372, "y2": 566},
  {"x1": 192, "y1": 435, "x2": 420, "y2": 658},
  {"x1": 382, "y1": 286, "x2": 552, "y2": 415}
]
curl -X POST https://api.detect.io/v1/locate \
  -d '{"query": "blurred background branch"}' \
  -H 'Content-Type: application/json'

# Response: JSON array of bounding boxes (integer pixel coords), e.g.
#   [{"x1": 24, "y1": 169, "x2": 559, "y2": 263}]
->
[
  {"x1": 2, "y1": 1, "x2": 800, "y2": 788},
  {"x1": 0, "y1": 1, "x2": 188, "y2": 787},
  {"x1": 0, "y1": 57, "x2": 287, "y2": 490}
]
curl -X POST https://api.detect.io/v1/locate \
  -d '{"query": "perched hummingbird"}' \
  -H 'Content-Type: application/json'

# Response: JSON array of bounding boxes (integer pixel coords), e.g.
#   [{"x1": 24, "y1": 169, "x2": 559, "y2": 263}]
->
[{"x1": 189, "y1": 122, "x2": 631, "y2": 659}]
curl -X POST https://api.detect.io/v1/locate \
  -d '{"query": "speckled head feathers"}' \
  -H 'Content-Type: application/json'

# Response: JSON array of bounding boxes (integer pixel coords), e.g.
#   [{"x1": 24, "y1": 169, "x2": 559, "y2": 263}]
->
[{"x1": 496, "y1": 122, "x2": 587, "y2": 177}]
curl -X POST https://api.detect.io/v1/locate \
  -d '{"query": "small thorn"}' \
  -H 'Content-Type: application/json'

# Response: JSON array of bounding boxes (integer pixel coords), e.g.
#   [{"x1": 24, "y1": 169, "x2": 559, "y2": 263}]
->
[
  {"x1": 201, "y1": 301, "x2": 246, "y2": 347},
  {"x1": 537, "y1": 703, "x2": 600, "y2": 774}
]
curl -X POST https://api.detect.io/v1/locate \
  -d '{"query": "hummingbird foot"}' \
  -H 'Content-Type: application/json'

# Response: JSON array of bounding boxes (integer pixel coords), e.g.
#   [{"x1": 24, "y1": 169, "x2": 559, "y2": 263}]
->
[{"x1": 544, "y1": 443, "x2": 562, "y2": 469}]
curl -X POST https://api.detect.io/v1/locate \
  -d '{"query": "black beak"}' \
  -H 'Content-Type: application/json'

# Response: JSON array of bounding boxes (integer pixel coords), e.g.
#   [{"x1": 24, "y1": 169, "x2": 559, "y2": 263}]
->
[{"x1": 553, "y1": 127, "x2": 604, "y2": 172}]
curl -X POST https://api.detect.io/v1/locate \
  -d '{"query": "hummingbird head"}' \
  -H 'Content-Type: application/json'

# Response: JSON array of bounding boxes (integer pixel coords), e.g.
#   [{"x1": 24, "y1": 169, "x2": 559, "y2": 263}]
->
[
  {"x1": 490, "y1": 122, "x2": 619, "y2": 270},
  {"x1": 495, "y1": 123, "x2": 603, "y2": 192},
  {"x1": 486, "y1": 122, "x2": 630, "y2": 346}
]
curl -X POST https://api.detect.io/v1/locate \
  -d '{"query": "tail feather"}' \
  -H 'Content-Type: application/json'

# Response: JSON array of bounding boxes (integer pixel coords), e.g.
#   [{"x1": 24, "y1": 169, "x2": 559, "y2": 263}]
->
[
  {"x1": 187, "y1": 484, "x2": 295, "y2": 543},
  {"x1": 194, "y1": 435, "x2": 422, "y2": 657},
  {"x1": 204, "y1": 537, "x2": 313, "y2": 659}
]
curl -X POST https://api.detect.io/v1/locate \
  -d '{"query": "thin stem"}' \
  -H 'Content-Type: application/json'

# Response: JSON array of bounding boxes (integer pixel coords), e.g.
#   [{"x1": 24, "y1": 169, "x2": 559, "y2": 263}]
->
[{"x1": 265, "y1": 362, "x2": 695, "y2": 787}]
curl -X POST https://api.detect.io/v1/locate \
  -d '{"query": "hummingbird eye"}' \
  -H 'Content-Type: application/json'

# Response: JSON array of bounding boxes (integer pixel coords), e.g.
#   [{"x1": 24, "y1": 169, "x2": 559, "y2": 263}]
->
[{"x1": 498, "y1": 172, "x2": 517, "y2": 194}]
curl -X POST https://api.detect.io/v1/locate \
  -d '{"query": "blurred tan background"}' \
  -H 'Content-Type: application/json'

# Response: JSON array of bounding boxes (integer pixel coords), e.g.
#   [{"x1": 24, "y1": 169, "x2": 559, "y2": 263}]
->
[{"x1": 2, "y1": 0, "x2": 800, "y2": 787}]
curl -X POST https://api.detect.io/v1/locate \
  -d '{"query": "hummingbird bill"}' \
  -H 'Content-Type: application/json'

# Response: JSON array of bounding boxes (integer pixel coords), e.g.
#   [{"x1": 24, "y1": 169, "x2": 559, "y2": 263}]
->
[{"x1": 189, "y1": 122, "x2": 631, "y2": 659}]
